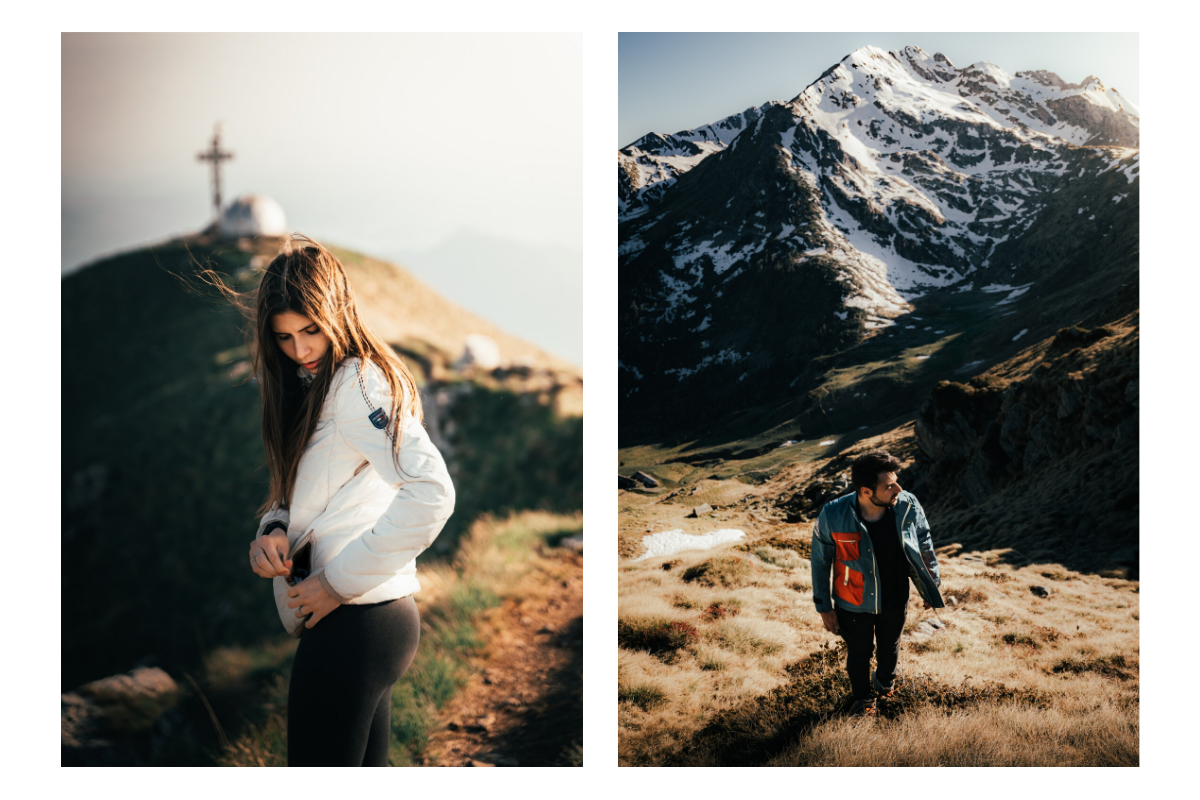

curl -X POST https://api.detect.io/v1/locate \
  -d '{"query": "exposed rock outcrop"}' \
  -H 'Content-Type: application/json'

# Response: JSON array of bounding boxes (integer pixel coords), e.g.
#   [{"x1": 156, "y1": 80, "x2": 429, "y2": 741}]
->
[
  {"x1": 62, "y1": 666, "x2": 182, "y2": 766},
  {"x1": 907, "y1": 313, "x2": 1138, "y2": 576}
]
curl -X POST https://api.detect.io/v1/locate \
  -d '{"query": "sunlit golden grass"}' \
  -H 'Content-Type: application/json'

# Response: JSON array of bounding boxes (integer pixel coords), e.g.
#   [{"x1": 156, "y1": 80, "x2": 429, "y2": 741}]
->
[
  {"x1": 764, "y1": 699, "x2": 1138, "y2": 766},
  {"x1": 618, "y1": 539, "x2": 1139, "y2": 766}
]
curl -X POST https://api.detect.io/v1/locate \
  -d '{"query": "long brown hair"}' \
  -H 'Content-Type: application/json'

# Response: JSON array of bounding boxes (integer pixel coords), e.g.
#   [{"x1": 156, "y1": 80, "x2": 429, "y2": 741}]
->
[{"x1": 199, "y1": 234, "x2": 423, "y2": 514}]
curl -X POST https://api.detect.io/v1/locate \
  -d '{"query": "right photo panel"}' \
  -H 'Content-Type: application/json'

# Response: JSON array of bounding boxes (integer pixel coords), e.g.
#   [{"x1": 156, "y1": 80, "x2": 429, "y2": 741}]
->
[{"x1": 617, "y1": 32, "x2": 1139, "y2": 767}]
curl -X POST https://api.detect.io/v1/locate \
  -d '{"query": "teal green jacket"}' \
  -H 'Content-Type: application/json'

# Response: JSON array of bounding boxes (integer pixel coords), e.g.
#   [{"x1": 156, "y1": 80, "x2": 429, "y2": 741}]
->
[{"x1": 810, "y1": 490, "x2": 944, "y2": 614}]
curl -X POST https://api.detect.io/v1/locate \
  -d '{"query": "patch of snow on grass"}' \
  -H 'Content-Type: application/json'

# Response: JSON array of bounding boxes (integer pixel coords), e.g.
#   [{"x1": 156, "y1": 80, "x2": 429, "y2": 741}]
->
[
  {"x1": 956, "y1": 360, "x2": 985, "y2": 374},
  {"x1": 618, "y1": 360, "x2": 643, "y2": 380},
  {"x1": 996, "y1": 285, "x2": 1032, "y2": 306},
  {"x1": 635, "y1": 528, "x2": 747, "y2": 561},
  {"x1": 819, "y1": 439, "x2": 837, "y2": 446},
  {"x1": 664, "y1": 348, "x2": 747, "y2": 381},
  {"x1": 1012, "y1": 328, "x2": 1029, "y2": 342}
]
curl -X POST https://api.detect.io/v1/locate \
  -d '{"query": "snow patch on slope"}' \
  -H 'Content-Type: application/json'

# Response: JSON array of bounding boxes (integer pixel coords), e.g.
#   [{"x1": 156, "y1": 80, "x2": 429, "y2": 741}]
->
[{"x1": 635, "y1": 529, "x2": 747, "y2": 561}]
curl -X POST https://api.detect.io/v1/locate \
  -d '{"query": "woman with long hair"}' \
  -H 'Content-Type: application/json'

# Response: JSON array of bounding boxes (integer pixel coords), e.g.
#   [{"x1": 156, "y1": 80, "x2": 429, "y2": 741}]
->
[{"x1": 210, "y1": 235, "x2": 454, "y2": 766}]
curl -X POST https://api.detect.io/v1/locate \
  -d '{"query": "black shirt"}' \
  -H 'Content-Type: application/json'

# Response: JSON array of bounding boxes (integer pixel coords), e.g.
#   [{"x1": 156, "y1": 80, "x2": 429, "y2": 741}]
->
[{"x1": 860, "y1": 505, "x2": 910, "y2": 611}]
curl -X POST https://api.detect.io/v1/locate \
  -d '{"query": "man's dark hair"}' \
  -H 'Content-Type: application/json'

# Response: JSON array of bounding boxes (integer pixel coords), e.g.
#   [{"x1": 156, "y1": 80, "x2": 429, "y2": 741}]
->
[{"x1": 850, "y1": 449, "x2": 903, "y2": 494}]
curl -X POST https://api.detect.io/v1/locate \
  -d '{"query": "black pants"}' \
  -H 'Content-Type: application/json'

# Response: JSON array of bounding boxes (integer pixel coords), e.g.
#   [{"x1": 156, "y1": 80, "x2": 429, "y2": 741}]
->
[
  {"x1": 836, "y1": 606, "x2": 906, "y2": 702},
  {"x1": 288, "y1": 595, "x2": 421, "y2": 766}
]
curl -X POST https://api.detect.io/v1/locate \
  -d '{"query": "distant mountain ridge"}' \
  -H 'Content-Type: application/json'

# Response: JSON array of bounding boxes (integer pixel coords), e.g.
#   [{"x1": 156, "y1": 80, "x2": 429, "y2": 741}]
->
[{"x1": 617, "y1": 45, "x2": 1138, "y2": 435}]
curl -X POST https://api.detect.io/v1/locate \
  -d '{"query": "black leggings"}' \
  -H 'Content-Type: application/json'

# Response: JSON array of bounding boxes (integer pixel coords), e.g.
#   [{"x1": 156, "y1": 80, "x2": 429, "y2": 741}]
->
[{"x1": 288, "y1": 595, "x2": 421, "y2": 766}]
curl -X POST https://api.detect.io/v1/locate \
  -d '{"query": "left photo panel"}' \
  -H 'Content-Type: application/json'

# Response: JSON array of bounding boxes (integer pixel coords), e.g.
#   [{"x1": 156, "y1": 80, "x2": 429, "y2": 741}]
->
[{"x1": 61, "y1": 32, "x2": 583, "y2": 767}]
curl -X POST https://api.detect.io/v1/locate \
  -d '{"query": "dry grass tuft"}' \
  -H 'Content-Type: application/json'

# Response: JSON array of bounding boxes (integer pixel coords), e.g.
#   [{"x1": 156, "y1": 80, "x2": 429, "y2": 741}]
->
[
  {"x1": 682, "y1": 555, "x2": 753, "y2": 587},
  {"x1": 738, "y1": 535, "x2": 812, "y2": 560},
  {"x1": 619, "y1": 684, "x2": 669, "y2": 712},
  {"x1": 1051, "y1": 653, "x2": 1136, "y2": 681},
  {"x1": 618, "y1": 617, "x2": 700, "y2": 656},
  {"x1": 944, "y1": 585, "x2": 990, "y2": 605},
  {"x1": 753, "y1": 546, "x2": 805, "y2": 570},
  {"x1": 764, "y1": 699, "x2": 1138, "y2": 766}
]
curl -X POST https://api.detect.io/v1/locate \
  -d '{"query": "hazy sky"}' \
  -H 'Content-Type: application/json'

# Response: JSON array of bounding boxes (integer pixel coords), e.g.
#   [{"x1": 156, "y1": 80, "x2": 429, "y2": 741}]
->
[
  {"x1": 62, "y1": 33, "x2": 583, "y2": 269},
  {"x1": 62, "y1": 32, "x2": 583, "y2": 365},
  {"x1": 619, "y1": 33, "x2": 1139, "y2": 148}
]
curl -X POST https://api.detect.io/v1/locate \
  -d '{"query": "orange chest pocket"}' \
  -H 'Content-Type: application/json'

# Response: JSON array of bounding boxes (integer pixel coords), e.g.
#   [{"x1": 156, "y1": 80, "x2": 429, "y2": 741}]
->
[{"x1": 832, "y1": 531, "x2": 862, "y2": 562}]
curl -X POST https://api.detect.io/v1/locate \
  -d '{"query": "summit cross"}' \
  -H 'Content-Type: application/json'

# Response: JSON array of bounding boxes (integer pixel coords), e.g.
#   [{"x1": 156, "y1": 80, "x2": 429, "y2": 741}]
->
[{"x1": 196, "y1": 123, "x2": 234, "y2": 221}]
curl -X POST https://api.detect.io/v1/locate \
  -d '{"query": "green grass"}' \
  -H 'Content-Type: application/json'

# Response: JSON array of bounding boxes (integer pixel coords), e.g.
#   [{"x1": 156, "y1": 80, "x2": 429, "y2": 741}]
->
[
  {"x1": 203, "y1": 511, "x2": 581, "y2": 767},
  {"x1": 386, "y1": 578, "x2": 502, "y2": 765},
  {"x1": 437, "y1": 382, "x2": 583, "y2": 550},
  {"x1": 619, "y1": 685, "x2": 669, "y2": 712}
]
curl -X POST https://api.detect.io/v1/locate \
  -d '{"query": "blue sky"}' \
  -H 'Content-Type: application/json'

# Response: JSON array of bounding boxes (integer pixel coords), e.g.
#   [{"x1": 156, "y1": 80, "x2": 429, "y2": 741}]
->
[{"x1": 619, "y1": 33, "x2": 1138, "y2": 148}]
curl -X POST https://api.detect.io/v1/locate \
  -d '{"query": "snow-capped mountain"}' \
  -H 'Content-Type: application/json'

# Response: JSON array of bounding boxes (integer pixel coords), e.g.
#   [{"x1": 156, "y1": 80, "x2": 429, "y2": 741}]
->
[
  {"x1": 619, "y1": 105, "x2": 775, "y2": 216},
  {"x1": 618, "y1": 45, "x2": 1139, "y2": 434}
]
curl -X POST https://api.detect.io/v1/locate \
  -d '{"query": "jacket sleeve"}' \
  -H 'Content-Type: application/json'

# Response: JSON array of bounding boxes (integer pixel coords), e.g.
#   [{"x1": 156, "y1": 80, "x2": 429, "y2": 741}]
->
[
  {"x1": 913, "y1": 496, "x2": 940, "y2": 587},
  {"x1": 810, "y1": 510, "x2": 835, "y2": 614},
  {"x1": 255, "y1": 503, "x2": 289, "y2": 538},
  {"x1": 319, "y1": 361, "x2": 456, "y2": 602}
]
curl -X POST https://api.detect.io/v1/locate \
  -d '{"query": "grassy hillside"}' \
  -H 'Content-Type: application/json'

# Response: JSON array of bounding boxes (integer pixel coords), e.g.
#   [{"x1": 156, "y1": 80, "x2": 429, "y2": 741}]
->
[
  {"x1": 617, "y1": 303, "x2": 1138, "y2": 765},
  {"x1": 619, "y1": 538, "x2": 1137, "y2": 766},
  {"x1": 618, "y1": 437, "x2": 1139, "y2": 766},
  {"x1": 62, "y1": 239, "x2": 582, "y2": 693},
  {"x1": 201, "y1": 511, "x2": 582, "y2": 767}
]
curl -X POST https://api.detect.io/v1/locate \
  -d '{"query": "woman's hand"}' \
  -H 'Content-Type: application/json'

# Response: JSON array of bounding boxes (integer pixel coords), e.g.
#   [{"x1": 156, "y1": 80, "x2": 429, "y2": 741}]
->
[
  {"x1": 249, "y1": 531, "x2": 292, "y2": 579},
  {"x1": 286, "y1": 575, "x2": 340, "y2": 629}
]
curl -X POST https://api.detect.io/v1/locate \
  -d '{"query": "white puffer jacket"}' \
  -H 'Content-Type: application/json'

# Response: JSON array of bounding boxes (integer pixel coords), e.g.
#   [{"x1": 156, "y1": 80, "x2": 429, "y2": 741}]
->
[{"x1": 255, "y1": 356, "x2": 455, "y2": 636}]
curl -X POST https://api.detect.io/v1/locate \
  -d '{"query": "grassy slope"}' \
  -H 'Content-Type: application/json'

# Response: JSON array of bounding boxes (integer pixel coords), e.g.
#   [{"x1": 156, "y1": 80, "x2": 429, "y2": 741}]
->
[
  {"x1": 617, "y1": 314, "x2": 1139, "y2": 766},
  {"x1": 618, "y1": 515, "x2": 1138, "y2": 766},
  {"x1": 159, "y1": 511, "x2": 582, "y2": 766}
]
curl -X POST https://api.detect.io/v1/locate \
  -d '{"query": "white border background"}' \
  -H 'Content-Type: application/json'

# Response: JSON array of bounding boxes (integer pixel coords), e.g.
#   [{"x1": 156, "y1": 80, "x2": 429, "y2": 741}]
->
[{"x1": 6, "y1": 0, "x2": 1188, "y2": 786}]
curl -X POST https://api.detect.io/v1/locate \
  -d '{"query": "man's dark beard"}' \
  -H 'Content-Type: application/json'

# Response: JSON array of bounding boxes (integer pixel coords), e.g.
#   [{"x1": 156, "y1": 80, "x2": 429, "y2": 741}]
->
[{"x1": 867, "y1": 492, "x2": 897, "y2": 508}]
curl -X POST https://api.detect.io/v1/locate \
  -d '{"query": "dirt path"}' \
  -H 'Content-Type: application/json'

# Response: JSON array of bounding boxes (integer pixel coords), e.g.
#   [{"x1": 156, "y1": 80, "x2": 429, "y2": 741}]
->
[{"x1": 421, "y1": 552, "x2": 583, "y2": 767}]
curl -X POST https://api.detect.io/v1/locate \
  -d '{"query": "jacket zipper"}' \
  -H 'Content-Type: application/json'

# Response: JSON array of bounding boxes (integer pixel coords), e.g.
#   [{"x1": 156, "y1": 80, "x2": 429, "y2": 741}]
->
[
  {"x1": 860, "y1": 514, "x2": 879, "y2": 614},
  {"x1": 898, "y1": 502, "x2": 939, "y2": 603}
]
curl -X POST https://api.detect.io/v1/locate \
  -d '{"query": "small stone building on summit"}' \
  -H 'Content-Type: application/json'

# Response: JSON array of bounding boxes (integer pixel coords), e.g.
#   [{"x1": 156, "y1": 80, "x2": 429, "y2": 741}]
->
[{"x1": 218, "y1": 194, "x2": 288, "y2": 238}]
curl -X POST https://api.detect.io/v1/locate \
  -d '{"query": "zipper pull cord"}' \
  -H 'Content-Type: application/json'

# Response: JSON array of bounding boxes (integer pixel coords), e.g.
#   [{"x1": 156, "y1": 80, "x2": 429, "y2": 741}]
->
[{"x1": 356, "y1": 360, "x2": 395, "y2": 444}]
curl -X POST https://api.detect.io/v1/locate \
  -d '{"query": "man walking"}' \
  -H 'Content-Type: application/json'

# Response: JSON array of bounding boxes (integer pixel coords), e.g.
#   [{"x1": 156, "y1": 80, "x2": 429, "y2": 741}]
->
[{"x1": 810, "y1": 449, "x2": 945, "y2": 716}]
